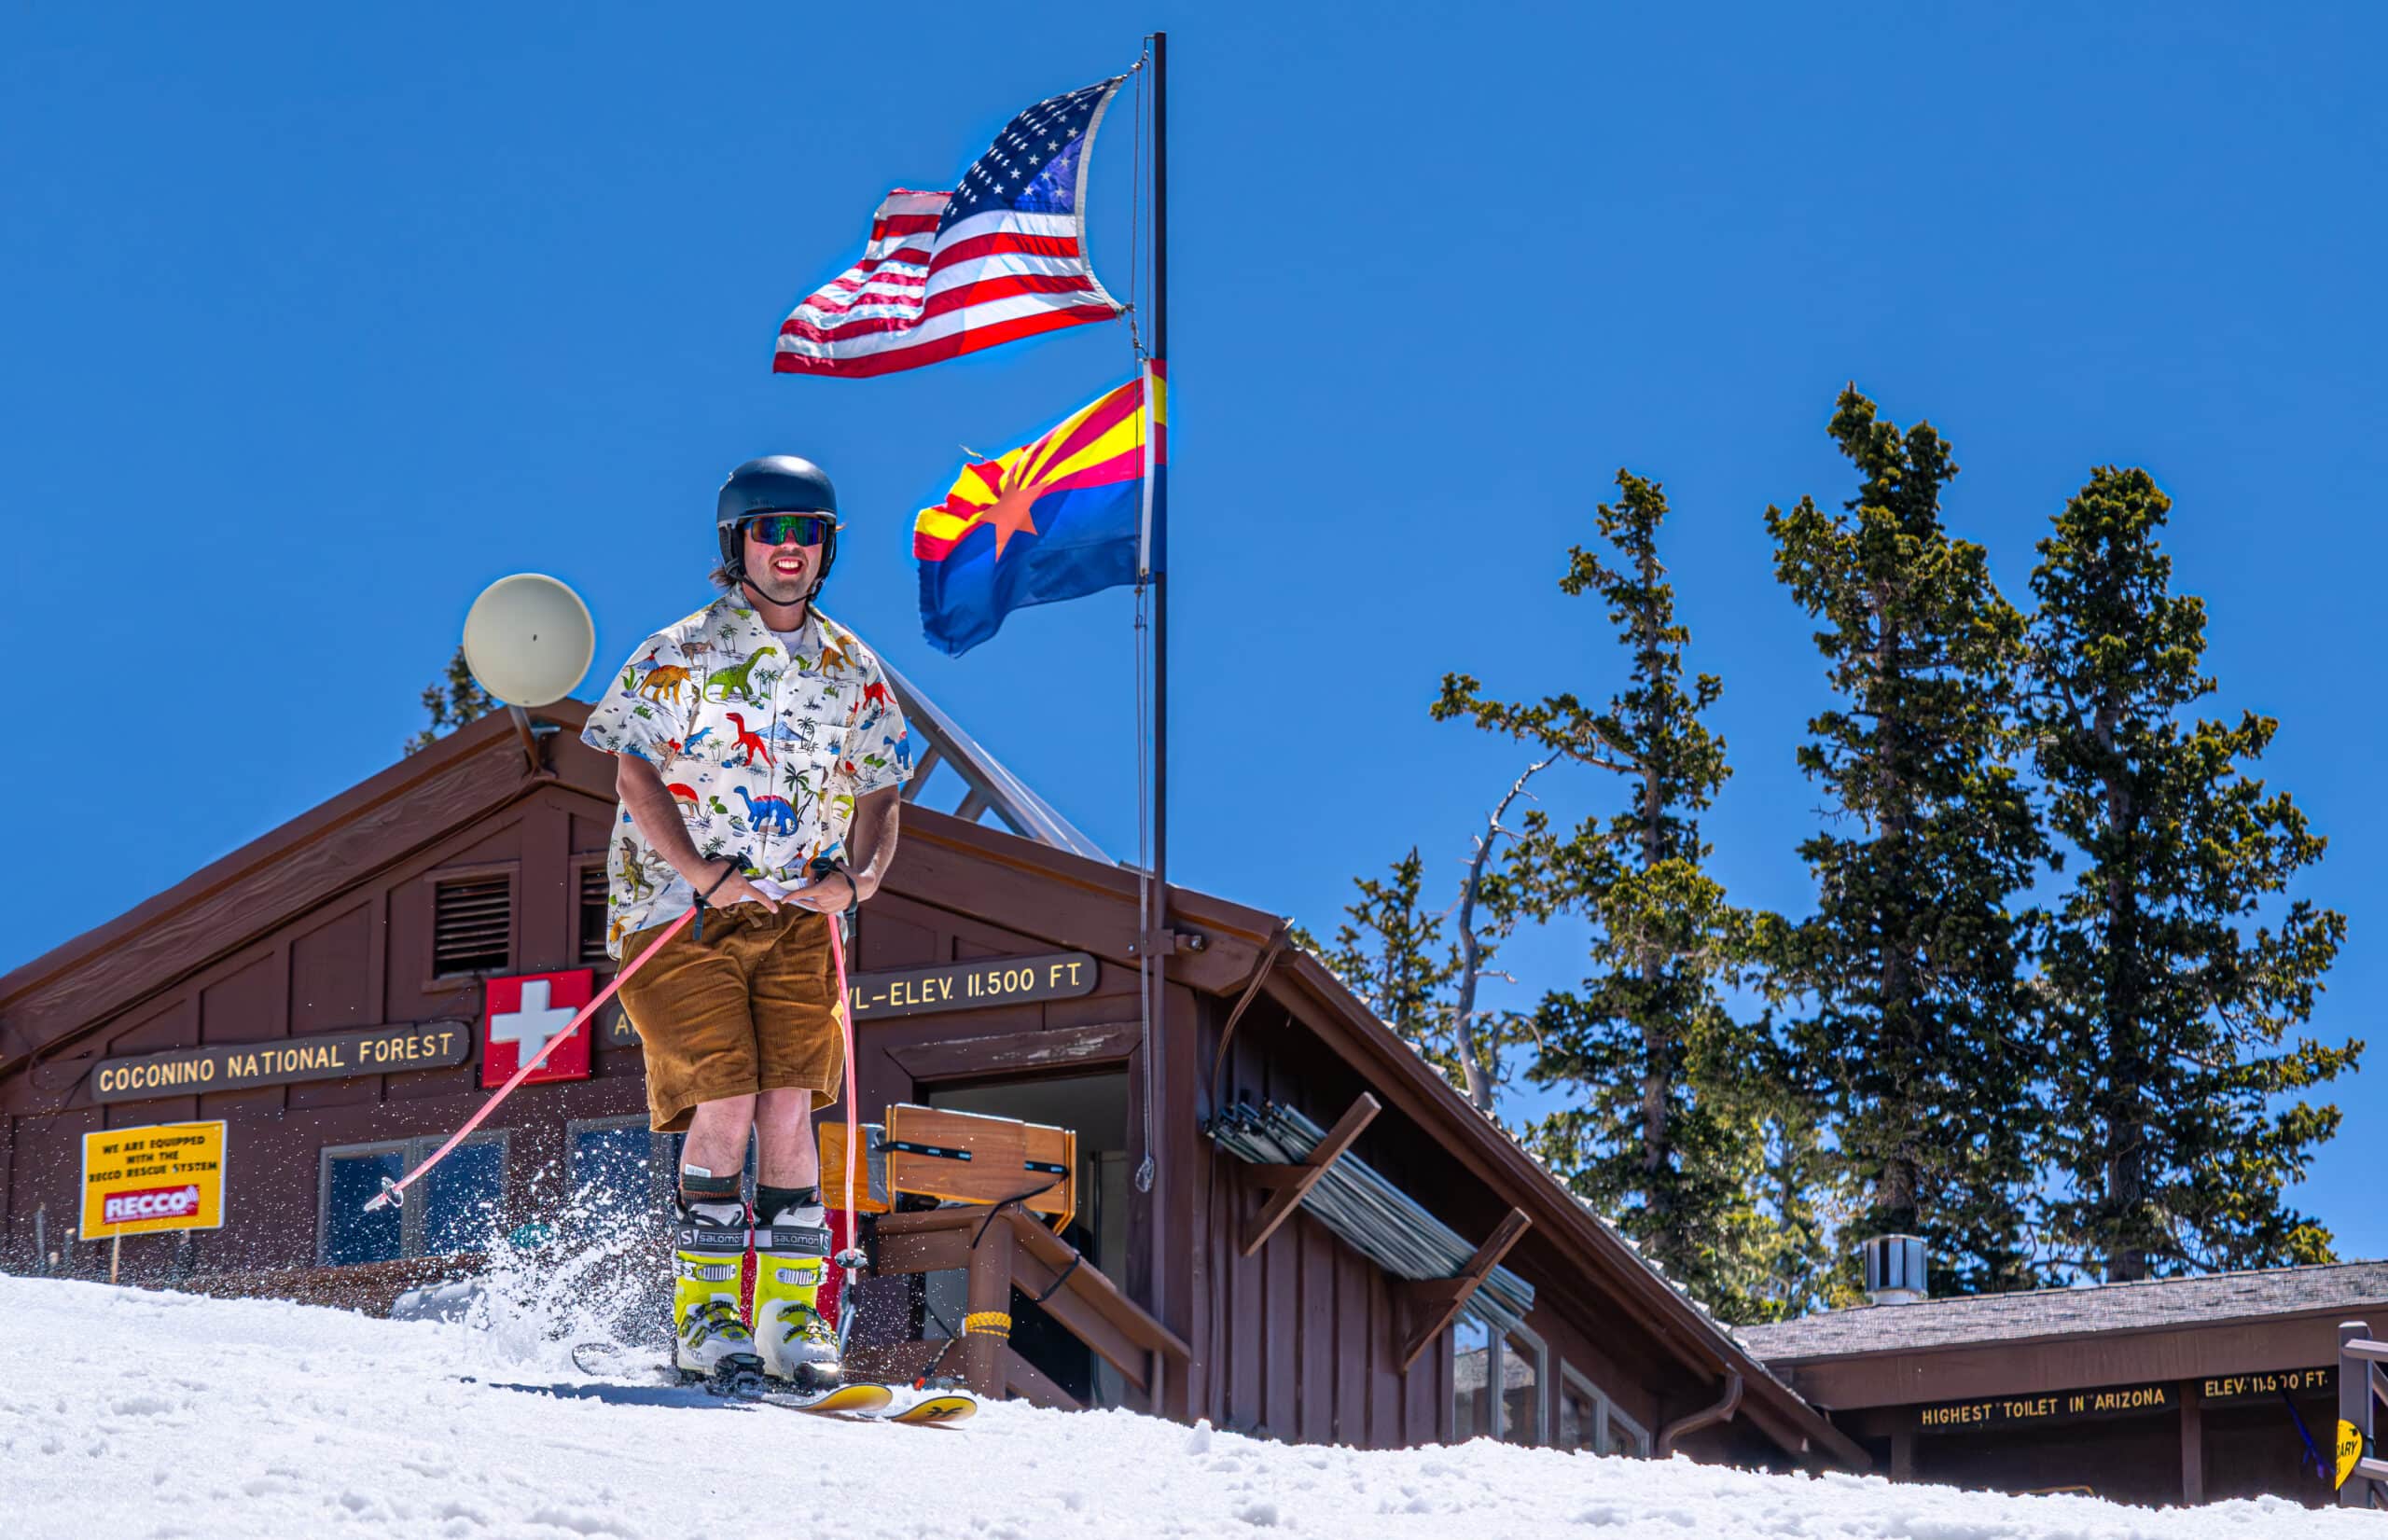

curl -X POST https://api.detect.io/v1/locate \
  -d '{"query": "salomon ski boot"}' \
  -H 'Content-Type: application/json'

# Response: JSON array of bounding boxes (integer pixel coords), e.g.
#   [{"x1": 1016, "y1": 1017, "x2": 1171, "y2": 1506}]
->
[
  {"x1": 672, "y1": 1189, "x2": 761, "y2": 1386},
  {"x1": 753, "y1": 1191, "x2": 840, "y2": 1390}
]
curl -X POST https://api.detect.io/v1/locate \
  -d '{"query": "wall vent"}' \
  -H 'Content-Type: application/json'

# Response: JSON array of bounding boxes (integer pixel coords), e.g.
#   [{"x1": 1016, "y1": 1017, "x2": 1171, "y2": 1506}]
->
[
  {"x1": 432, "y1": 875, "x2": 511, "y2": 977},
  {"x1": 577, "y1": 866, "x2": 610, "y2": 964}
]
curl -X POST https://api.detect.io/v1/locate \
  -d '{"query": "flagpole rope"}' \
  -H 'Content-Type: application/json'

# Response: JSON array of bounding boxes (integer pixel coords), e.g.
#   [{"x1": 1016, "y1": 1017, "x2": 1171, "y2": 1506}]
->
[
  {"x1": 1130, "y1": 35, "x2": 1159, "y2": 1195},
  {"x1": 1125, "y1": 42, "x2": 1149, "y2": 363}
]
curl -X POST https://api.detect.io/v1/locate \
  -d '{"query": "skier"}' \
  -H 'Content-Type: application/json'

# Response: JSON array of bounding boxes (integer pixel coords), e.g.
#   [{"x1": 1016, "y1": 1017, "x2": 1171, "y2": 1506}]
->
[{"x1": 579, "y1": 455, "x2": 912, "y2": 1387}]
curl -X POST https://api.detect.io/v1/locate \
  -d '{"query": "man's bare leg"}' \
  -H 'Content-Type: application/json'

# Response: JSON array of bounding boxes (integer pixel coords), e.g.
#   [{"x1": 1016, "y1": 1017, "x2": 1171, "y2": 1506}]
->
[
  {"x1": 671, "y1": 1093, "x2": 759, "y2": 1375},
  {"x1": 748, "y1": 1088, "x2": 838, "y2": 1383},
  {"x1": 681, "y1": 1093, "x2": 757, "y2": 1186},
  {"x1": 753, "y1": 1088, "x2": 820, "y2": 1187}
]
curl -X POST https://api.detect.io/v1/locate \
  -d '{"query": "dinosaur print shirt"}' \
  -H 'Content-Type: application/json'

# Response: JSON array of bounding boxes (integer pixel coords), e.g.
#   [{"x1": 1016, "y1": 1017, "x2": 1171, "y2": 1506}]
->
[{"x1": 580, "y1": 595, "x2": 913, "y2": 957}]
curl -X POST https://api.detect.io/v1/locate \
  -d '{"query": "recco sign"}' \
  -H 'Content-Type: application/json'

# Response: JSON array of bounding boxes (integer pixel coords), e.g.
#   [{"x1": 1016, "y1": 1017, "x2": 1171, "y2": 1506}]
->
[
  {"x1": 103, "y1": 1186, "x2": 204, "y2": 1225},
  {"x1": 81, "y1": 1121, "x2": 227, "y2": 1240}
]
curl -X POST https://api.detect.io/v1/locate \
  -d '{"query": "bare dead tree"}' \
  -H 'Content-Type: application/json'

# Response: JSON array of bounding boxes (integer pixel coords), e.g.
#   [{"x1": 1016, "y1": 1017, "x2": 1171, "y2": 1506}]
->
[{"x1": 1449, "y1": 755, "x2": 1560, "y2": 1115}]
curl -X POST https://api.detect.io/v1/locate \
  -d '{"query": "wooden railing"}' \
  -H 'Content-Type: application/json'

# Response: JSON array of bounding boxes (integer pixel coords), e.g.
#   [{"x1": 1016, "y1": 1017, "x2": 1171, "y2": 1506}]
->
[
  {"x1": 853, "y1": 1204, "x2": 1189, "y2": 1412},
  {"x1": 2341, "y1": 1321, "x2": 2388, "y2": 1508}
]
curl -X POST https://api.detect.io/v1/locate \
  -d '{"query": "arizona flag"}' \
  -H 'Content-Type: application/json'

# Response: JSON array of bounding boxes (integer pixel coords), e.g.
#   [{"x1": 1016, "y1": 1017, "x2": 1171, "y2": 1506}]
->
[{"x1": 914, "y1": 363, "x2": 1166, "y2": 656}]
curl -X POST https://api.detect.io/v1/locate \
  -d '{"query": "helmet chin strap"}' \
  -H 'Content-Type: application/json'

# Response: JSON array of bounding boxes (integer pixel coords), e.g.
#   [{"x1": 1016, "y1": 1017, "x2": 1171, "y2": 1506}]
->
[{"x1": 739, "y1": 565, "x2": 826, "y2": 612}]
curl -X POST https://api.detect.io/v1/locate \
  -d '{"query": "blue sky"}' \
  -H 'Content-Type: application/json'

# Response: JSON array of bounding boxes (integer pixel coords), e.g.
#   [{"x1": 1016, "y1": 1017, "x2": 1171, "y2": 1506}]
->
[{"x1": 6, "y1": 4, "x2": 2382, "y2": 1264}]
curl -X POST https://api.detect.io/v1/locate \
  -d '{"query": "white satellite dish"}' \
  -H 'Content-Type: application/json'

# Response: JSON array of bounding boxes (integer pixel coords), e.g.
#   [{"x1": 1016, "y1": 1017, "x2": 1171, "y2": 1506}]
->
[{"x1": 461, "y1": 574, "x2": 595, "y2": 707}]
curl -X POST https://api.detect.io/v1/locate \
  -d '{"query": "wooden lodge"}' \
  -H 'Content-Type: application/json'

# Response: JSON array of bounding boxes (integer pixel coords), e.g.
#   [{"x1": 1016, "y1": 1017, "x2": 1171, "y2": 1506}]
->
[
  {"x1": 1737, "y1": 1261, "x2": 2388, "y2": 1507},
  {"x1": 0, "y1": 681, "x2": 1859, "y2": 1472}
]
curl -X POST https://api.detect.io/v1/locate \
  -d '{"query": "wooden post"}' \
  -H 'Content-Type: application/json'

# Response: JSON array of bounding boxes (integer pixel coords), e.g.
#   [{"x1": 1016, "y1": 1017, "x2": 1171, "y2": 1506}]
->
[
  {"x1": 109, "y1": 1232, "x2": 121, "y2": 1285},
  {"x1": 1890, "y1": 1421, "x2": 1914, "y2": 1483},
  {"x1": 959, "y1": 1211, "x2": 1015, "y2": 1400},
  {"x1": 2343, "y1": 1320, "x2": 2371, "y2": 1509},
  {"x1": 1240, "y1": 1093, "x2": 1380, "y2": 1256},
  {"x1": 1396, "y1": 1206, "x2": 1532, "y2": 1371},
  {"x1": 2178, "y1": 1377, "x2": 2204, "y2": 1506}
]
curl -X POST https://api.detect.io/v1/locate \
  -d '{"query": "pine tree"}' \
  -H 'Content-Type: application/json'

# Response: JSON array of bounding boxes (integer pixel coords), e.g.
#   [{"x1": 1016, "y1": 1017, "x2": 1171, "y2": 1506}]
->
[
  {"x1": 1766, "y1": 388, "x2": 2045, "y2": 1296},
  {"x1": 1306, "y1": 836, "x2": 1537, "y2": 1116},
  {"x1": 407, "y1": 645, "x2": 498, "y2": 755},
  {"x1": 1438, "y1": 470, "x2": 1794, "y2": 1315},
  {"x1": 2026, "y1": 466, "x2": 2358, "y2": 1282}
]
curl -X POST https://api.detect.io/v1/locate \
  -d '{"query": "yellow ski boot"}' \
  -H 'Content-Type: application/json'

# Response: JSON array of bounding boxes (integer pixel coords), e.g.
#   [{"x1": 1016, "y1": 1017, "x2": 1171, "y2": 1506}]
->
[
  {"x1": 672, "y1": 1189, "x2": 761, "y2": 1385},
  {"x1": 754, "y1": 1191, "x2": 840, "y2": 1391}
]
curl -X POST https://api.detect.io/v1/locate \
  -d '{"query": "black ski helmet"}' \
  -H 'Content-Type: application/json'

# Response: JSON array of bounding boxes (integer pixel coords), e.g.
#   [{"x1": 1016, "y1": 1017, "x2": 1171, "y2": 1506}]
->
[{"x1": 715, "y1": 455, "x2": 842, "y2": 600}]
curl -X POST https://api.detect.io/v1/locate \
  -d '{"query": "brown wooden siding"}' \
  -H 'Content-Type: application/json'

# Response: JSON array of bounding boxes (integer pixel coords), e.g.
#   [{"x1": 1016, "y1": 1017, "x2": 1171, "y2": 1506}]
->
[
  {"x1": 1197, "y1": 994, "x2": 1452, "y2": 1447},
  {"x1": 0, "y1": 705, "x2": 1838, "y2": 1470},
  {"x1": 2, "y1": 784, "x2": 641, "y2": 1277}
]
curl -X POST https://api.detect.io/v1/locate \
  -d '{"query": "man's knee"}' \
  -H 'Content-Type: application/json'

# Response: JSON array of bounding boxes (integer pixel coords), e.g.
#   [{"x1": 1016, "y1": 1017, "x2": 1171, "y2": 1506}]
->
[{"x1": 693, "y1": 1091, "x2": 760, "y2": 1121}]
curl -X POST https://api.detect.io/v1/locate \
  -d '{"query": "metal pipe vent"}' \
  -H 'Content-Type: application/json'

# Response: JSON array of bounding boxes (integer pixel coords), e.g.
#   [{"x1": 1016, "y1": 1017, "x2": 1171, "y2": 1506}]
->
[{"x1": 1861, "y1": 1234, "x2": 1928, "y2": 1305}]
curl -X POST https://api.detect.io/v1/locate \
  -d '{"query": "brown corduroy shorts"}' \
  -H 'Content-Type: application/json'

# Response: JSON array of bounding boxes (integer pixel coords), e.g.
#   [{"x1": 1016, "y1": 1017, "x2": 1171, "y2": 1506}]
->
[{"x1": 615, "y1": 903, "x2": 844, "y2": 1133}]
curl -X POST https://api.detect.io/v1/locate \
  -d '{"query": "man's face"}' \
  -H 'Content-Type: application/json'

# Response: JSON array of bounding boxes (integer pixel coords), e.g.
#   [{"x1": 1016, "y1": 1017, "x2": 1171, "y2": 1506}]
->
[{"x1": 741, "y1": 513, "x2": 829, "y2": 603}]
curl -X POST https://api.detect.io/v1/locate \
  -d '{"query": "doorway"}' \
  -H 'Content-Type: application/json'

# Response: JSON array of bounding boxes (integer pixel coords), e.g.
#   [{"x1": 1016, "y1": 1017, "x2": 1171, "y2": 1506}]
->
[{"x1": 923, "y1": 1070, "x2": 1130, "y2": 1406}]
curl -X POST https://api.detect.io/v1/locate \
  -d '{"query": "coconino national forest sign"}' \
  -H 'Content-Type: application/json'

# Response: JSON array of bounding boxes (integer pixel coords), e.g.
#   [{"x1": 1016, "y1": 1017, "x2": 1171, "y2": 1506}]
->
[{"x1": 90, "y1": 1022, "x2": 472, "y2": 1103}]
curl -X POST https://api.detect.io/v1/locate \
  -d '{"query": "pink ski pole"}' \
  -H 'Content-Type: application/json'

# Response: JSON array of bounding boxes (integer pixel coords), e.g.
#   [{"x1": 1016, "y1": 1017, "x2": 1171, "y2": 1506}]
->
[
  {"x1": 828, "y1": 914, "x2": 866, "y2": 1351},
  {"x1": 363, "y1": 905, "x2": 698, "y2": 1213}
]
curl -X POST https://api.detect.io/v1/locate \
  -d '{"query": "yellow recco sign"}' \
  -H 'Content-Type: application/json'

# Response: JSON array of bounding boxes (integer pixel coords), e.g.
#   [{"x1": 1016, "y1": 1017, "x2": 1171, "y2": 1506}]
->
[{"x1": 81, "y1": 1121, "x2": 228, "y2": 1239}]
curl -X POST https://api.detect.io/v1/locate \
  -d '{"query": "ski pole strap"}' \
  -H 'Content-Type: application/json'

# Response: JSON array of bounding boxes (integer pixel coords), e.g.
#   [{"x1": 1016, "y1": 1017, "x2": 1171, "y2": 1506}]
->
[
  {"x1": 361, "y1": 903, "x2": 697, "y2": 1213},
  {"x1": 694, "y1": 858, "x2": 741, "y2": 942}
]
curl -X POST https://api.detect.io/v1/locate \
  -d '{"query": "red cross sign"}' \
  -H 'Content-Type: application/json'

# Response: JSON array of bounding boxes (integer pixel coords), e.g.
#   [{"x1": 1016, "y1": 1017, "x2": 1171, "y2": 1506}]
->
[{"x1": 481, "y1": 969, "x2": 595, "y2": 1088}]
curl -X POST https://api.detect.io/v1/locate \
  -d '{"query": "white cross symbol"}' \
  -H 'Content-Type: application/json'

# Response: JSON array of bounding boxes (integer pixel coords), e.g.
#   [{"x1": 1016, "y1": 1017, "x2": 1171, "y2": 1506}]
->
[{"x1": 491, "y1": 979, "x2": 577, "y2": 1067}]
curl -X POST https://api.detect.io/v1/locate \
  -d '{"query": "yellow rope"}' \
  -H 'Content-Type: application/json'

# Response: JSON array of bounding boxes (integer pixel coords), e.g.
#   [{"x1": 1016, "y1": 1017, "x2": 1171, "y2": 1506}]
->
[{"x1": 962, "y1": 1311, "x2": 1013, "y2": 1338}]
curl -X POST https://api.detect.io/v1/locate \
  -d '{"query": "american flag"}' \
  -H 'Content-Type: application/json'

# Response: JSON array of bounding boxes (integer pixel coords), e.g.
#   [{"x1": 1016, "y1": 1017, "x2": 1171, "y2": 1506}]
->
[{"x1": 773, "y1": 78, "x2": 1127, "y2": 379}]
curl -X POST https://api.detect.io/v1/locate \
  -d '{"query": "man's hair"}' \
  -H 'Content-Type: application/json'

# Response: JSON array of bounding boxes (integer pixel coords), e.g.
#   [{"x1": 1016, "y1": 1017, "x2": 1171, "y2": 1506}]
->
[{"x1": 708, "y1": 563, "x2": 736, "y2": 592}]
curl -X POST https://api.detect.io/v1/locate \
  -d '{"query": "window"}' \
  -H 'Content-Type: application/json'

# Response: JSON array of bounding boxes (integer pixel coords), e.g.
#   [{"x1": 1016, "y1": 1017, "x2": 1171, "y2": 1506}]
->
[
  {"x1": 433, "y1": 874, "x2": 511, "y2": 977},
  {"x1": 577, "y1": 865, "x2": 610, "y2": 964},
  {"x1": 319, "y1": 1133, "x2": 508, "y2": 1265},
  {"x1": 1453, "y1": 1316, "x2": 1493, "y2": 1440},
  {"x1": 322, "y1": 1144, "x2": 407, "y2": 1266},
  {"x1": 1558, "y1": 1361, "x2": 1649, "y2": 1458},
  {"x1": 1560, "y1": 1375, "x2": 1597, "y2": 1451},
  {"x1": 1501, "y1": 1328, "x2": 1545, "y2": 1446},
  {"x1": 1451, "y1": 1311, "x2": 1548, "y2": 1444},
  {"x1": 568, "y1": 1117, "x2": 664, "y2": 1214}
]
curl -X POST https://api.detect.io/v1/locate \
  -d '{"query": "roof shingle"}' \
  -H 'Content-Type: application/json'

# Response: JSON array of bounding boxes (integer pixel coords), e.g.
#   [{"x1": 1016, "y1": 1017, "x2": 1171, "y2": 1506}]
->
[{"x1": 1736, "y1": 1259, "x2": 2388, "y2": 1363}]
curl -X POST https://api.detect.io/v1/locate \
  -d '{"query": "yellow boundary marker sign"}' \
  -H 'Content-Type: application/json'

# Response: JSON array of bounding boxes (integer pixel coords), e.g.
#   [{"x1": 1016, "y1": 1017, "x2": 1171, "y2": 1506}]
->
[{"x1": 81, "y1": 1121, "x2": 227, "y2": 1240}]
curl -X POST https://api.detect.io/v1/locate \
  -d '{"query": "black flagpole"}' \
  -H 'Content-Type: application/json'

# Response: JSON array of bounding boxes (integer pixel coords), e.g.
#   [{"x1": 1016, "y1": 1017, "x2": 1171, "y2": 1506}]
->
[{"x1": 1132, "y1": 29, "x2": 1170, "y2": 1200}]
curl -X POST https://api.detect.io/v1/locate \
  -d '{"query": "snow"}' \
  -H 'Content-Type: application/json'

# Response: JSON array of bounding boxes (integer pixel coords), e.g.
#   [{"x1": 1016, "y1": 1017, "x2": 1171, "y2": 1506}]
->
[{"x1": 0, "y1": 1274, "x2": 2364, "y2": 1540}]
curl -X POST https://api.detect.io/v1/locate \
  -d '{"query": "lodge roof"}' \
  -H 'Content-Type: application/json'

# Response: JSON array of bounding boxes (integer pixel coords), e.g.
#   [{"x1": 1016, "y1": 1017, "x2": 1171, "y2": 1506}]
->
[{"x1": 1736, "y1": 1259, "x2": 2388, "y2": 1363}]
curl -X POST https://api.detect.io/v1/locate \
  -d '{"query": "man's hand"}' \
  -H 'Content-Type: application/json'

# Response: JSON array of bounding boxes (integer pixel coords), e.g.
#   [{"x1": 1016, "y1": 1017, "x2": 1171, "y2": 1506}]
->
[
  {"x1": 701, "y1": 860, "x2": 783, "y2": 913},
  {"x1": 784, "y1": 870, "x2": 856, "y2": 914}
]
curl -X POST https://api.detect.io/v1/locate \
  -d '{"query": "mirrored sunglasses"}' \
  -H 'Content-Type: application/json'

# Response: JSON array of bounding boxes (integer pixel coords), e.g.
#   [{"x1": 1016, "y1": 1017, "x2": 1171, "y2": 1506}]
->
[{"x1": 741, "y1": 513, "x2": 836, "y2": 547}]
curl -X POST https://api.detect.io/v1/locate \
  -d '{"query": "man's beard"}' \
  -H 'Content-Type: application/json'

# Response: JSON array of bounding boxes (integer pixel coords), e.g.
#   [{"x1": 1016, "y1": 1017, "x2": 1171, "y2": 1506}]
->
[{"x1": 744, "y1": 567, "x2": 810, "y2": 605}]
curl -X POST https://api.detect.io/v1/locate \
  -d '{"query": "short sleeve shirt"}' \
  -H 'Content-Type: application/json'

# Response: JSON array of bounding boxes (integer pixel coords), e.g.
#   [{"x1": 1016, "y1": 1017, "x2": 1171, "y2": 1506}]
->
[{"x1": 580, "y1": 596, "x2": 914, "y2": 956}]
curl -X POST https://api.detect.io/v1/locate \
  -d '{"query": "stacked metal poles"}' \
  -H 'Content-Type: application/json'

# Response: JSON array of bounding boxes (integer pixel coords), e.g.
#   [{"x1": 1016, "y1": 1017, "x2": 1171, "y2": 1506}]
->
[{"x1": 1208, "y1": 1102, "x2": 1534, "y2": 1332}]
